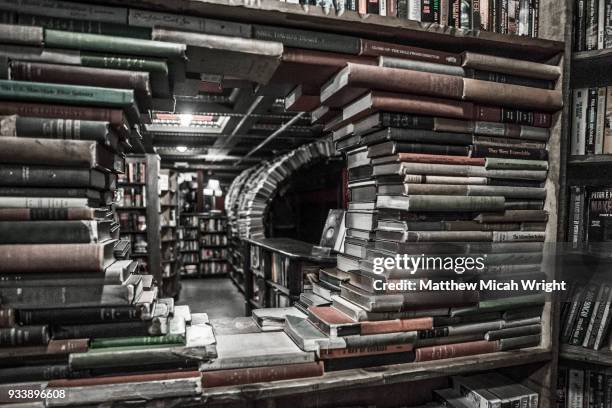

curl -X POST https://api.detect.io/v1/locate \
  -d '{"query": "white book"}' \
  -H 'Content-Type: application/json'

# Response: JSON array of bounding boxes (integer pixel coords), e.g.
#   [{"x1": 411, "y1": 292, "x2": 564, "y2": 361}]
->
[
  {"x1": 0, "y1": 197, "x2": 89, "y2": 208},
  {"x1": 595, "y1": 87, "x2": 607, "y2": 154},
  {"x1": 598, "y1": 0, "x2": 606, "y2": 49},
  {"x1": 379, "y1": 0, "x2": 387, "y2": 16},
  {"x1": 571, "y1": 88, "x2": 588, "y2": 155},
  {"x1": 408, "y1": 0, "x2": 422, "y2": 21}
]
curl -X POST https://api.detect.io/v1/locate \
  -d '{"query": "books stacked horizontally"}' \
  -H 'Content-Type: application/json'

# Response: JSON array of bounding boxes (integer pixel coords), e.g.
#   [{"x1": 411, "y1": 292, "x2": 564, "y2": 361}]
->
[
  {"x1": 570, "y1": 87, "x2": 612, "y2": 155},
  {"x1": 227, "y1": 139, "x2": 336, "y2": 240},
  {"x1": 200, "y1": 310, "x2": 324, "y2": 388},
  {"x1": 292, "y1": 48, "x2": 563, "y2": 368}
]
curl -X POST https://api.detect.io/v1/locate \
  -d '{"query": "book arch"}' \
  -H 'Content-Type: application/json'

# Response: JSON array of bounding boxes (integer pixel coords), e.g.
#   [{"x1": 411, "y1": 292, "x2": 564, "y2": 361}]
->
[{"x1": 226, "y1": 138, "x2": 338, "y2": 240}]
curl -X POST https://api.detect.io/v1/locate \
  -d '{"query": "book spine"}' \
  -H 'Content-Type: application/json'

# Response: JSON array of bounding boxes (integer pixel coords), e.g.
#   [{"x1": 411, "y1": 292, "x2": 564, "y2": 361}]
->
[
  {"x1": 576, "y1": 0, "x2": 586, "y2": 50},
  {"x1": 585, "y1": 284, "x2": 611, "y2": 348},
  {"x1": 8, "y1": 116, "x2": 113, "y2": 144},
  {"x1": 568, "y1": 369, "x2": 585, "y2": 408},
  {"x1": 0, "y1": 308, "x2": 15, "y2": 328},
  {"x1": 440, "y1": 0, "x2": 450, "y2": 23},
  {"x1": 0, "y1": 325, "x2": 49, "y2": 346},
  {"x1": 570, "y1": 284, "x2": 599, "y2": 345},
  {"x1": 0, "y1": 197, "x2": 90, "y2": 208},
  {"x1": 471, "y1": 145, "x2": 548, "y2": 160},
  {"x1": 0, "y1": 22, "x2": 43, "y2": 45},
  {"x1": 0, "y1": 166, "x2": 94, "y2": 189},
  {"x1": 595, "y1": 87, "x2": 607, "y2": 154},
  {"x1": 202, "y1": 362, "x2": 323, "y2": 387},
  {"x1": 90, "y1": 334, "x2": 184, "y2": 348},
  {"x1": 585, "y1": 0, "x2": 599, "y2": 50},
  {"x1": 408, "y1": 0, "x2": 423, "y2": 20},
  {"x1": 606, "y1": 0, "x2": 612, "y2": 48},
  {"x1": 0, "y1": 101, "x2": 124, "y2": 125},
  {"x1": 414, "y1": 339, "x2": 498, "y2": 361},
  {"x1": 44, "y1": 29, "x2": 186, "y2": 59},
  {"x1": 0, "y1": 220, "x2": 96, "y2": 244},
  {"x1": 593, "y1": 288, "x2": 612, "y2": 349},
  {"x1": 586, "y1": 87, "x2": 598, "y2": 154},
  {"x1": 461, "y1": 0, "x2": 472, "y2": 28},
  {"x1": 422, "y1": 0, "x2": 435, "y2": 21},
  {"x1": 605, "y1": 86, "x2": 612, "y2": 153},
  {"x1": 0, "y1": 208, "x2": 96, "y2": 220},
  {"x1": 17, "y1": 13, "x2": 151, "y2": 39},
  {"x1": 473, "y1": 135, "x2": 546, "y2": 149},
  {"x1": 571, "y1": 88, "x2": 588, "y2": 155},
  {"x1": 18, "y1": 306, "x2": 142, "y2": 325},
  {"x1": 0, "y1": 79, "x2": 134, "y2": 108},
  {"x1": 0, "y1": 243, "x2": 106, "y2": 274}
]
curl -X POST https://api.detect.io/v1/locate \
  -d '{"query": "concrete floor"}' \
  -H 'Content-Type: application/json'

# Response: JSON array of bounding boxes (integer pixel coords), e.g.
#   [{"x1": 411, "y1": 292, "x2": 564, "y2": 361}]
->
[{"x1": 178, "y1": 277, "x2": 246, "y2": 319}]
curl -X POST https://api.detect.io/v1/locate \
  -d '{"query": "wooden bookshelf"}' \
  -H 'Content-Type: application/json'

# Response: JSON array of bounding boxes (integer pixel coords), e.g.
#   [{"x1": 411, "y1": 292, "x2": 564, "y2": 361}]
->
[
  {"x1": 201, "y1": 348, "x2": 553, "y2": 404},
  {"x1": 93, "y1": 0, "x2": 563, "y2": 61},
  {"x1": 159, "y1": 169, "x2": 180, "y2": 298},
  {"x1": 199, "y1": 214, "x2": 229, "y2": 277},
  {"x1": 560, "y1": 345, "x2": 612, "y2": 366},
  {"x1": 117, "y1": 155, "x2": 161, "y2": 282}
]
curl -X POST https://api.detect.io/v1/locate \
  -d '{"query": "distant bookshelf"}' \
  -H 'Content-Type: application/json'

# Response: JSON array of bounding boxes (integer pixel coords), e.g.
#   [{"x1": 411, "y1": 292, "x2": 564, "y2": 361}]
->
[{"x1": 159, "y1": 169, "x2": 180, "y2": 298}]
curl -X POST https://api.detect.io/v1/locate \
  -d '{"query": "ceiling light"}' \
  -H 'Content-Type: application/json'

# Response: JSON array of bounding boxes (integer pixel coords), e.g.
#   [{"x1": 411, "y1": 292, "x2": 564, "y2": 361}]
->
[
  {"x1": 176, "y1": 145, "x2": 188, "y2": 153},
  {"x1": 179, "y1": 114, "x2": 193, "y2": 127}
]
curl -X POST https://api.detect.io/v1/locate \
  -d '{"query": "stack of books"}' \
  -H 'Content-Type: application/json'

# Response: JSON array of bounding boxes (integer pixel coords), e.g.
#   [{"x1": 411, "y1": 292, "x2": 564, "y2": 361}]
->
[
  {"x1": 0, "y1": 14, "x2": 215, "y2": 398},
  {"x1": 231, "y1": 139, "x2": 336, "y2": 240},
  {"x1": 282, "y1": 47, "x2": 562, "y2": 369}
]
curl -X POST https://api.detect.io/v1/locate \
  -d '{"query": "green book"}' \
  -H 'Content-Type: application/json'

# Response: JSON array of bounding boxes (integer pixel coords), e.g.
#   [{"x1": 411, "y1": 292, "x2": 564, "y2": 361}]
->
[
  {"x1": 485, "y1": 158, "x2": 549, "y2": 171},
  {"x1": 0, "y1": 80, "x2": 135, "y2": 107},
  {"x1": 90, "y1": 334, "x2": 185, "y2": 349},
  {"x1": 44, "y1": 29, "x2": 186, "y2": 59},
  {"x1": 80, "y1": 53, "x2": 168, "y2": 74},
  {"x1": 450, "y1": 294, "x2": 546, "y2": 317},
  {"x1": 69, "y1": 344, "x2": 213, "y2": 370}
]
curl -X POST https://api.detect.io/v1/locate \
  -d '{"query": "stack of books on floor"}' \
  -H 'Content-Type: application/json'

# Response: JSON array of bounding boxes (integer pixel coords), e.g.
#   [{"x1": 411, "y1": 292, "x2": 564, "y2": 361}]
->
[
  {"x1": 232, "y1": 139, "x2": 336, "y2": 240},
  {"x1": 280, "y1": 48, "x2": 563, "y2": 370}
]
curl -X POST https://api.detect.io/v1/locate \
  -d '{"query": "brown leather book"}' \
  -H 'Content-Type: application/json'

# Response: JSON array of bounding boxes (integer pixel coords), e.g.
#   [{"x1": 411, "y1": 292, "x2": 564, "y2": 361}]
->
[
  {"x1": 10, "y1": 61, "x2": 152, "y2": 106},
  {"x1": 359, "y1": 39, "x2": 461, "y2": 66},
  {"x1": 462, "y1": 79, "x2": 562, "y2": 111},
  {"x1": 48, "y1": 370, "x2": 201, "y2": 387},
  {"x1": 326, "y1": 91, "x2": 474, "y2": 132},
  {"x1": 202, "y1": 362, "x2": 323, "y2": 387},
  {"x1": 0, "y1": 241, "x2": 115, "y2": 274},
  {"x1": 272, "y1": 48, "x2": 376, "y2": 86},
  {"x1": 414, "y1": 339, "x2": 499, "y2": 362},
  {"x1": 360, "y1": 317, "x2": 433, "y2": 335},
  {"x1": 461, "y1": 52, "x2": 561, "y2": 80},
  {"x1": 394, "y1": 153, "x2": 485, "y2": 166},
  {"x1": 0, "y1": 208, "x2": 103, "y2": 221},
  {"x1": 285, "y1": 84, "x2": 320, "y2": 112},
  {"x1": 321, "y1": 63, "x2": 464, "y2": 108},
  {"x1": 320, "y1": 343, "x2": 414, "y2": 359},
  {"x1": 0, "y1": 308, "x2": 14, "y2": 328},
  {"x1": 0, "y1": 138, "x2": 122, "y2": 173}
]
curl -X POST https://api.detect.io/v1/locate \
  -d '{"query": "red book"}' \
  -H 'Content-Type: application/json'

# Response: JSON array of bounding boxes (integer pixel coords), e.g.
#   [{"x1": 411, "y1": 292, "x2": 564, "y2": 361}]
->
[
  {"x1": 308, "y1": 306, "x2": 359, "y2": 337},
  {"x1": 359, "y1": 39, "x2": 461, "y2": 66},
  {"x1": 202, "y1": 362, "x2": 323, "y2": 387},
  {"x1": 320, "y1": 343, "x2": 414, "y2": 359},
  {"x1": 360, "y1": 317, "x2": 434, "y2": 335},
  {"x1": 0, "y1": 101, "x2": 126, "y2": 126},
  {"x1": 414, "y1": 340, "x2": 499, "y2": 362}
]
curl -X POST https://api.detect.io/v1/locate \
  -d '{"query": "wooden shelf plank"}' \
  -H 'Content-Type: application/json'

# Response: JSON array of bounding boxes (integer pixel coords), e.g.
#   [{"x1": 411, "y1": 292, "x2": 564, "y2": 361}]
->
[
  {"x1": 560, "y1": 345, "x2": 612, "y2": 366},
  {"x1": 568, "y1": 155, "x2": 612, "y2": 164},
  {"x1": 91, "y1": 0, "x2": 563, "y2": 61},
  {"x1": 201, "y1": 348, "x2": 552, "y2": 403}
]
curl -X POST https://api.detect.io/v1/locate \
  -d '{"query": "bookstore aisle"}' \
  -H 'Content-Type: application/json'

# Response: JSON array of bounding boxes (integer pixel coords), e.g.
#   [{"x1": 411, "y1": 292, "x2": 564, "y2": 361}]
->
[
  {"x1": 2, "y1": 0, "x2": 609, "y2": 407},
  {"x1": 179, "y1": 279, "x2": 245, "y2": 319}
]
